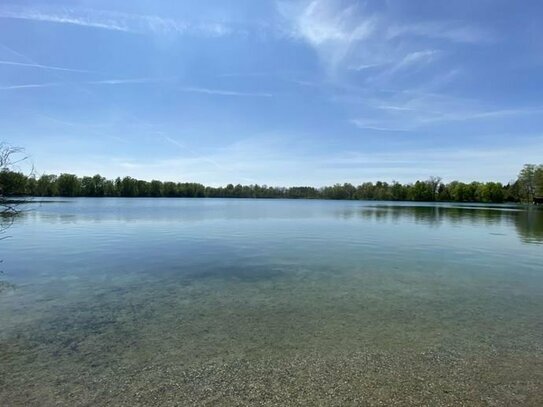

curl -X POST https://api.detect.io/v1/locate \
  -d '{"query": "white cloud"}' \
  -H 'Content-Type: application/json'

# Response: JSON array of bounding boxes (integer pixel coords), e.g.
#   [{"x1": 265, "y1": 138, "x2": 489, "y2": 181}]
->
[
  {"x1": 349, "y1": 89, "x2": 543, "y2": 131},
  {"x1": 294, "y1": 1, "x2": 376, "y2": 45},
  {"x1": 350, "y1": 119, "x2": 409, "y2": 132},
  {"x1": 275, "y1": 1, "x2": 508, "y2": 135},
  {"x1": 278, "y1": 0, "x2": 380, "y2": 73},
  {"x1": 387, "y1": 22, "x2": 491, "y2": 44},
  {"x1": 0, "y1": 82, "x2": 62, "y2": 90},
  {"x1": 394, "y1": 50, "x2": 440, "y2": 70},
  {"x1": 347, "y1": 62, "x2": 384, "y2": 71},
  {"x1": 0, "y1": 7, "x2": 130, "y2": 32},
  {"x1": 88, "y1": 78, "x2": 168, "y2": 85},
  {"x1": 0, "y1": 60, "x2": 95, "y2": 73},
  {"x1": 0, "y1": 6, "x2": 236, "y2": 37},
  {"x1": 278, "y1": 0, "x2": 488, "y2": 80},
  {"x1": 0, "y1": 78, "x2": 168, "y2": 90},
  {"x1": 363, "y1": 49, "x2": 442, "y2": 84},
  {"x1": 0, "y1": 79, "x2": 273, "y2": 98},
  {"x1": 179, "y1": 87, "x2": 273, "y2": 98}
]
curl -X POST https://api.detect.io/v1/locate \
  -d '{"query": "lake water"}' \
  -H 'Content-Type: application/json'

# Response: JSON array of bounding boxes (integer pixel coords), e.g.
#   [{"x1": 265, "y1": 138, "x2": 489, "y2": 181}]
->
[{"x1": 1, "y1": 198, "x2": 542, "y2": 406}]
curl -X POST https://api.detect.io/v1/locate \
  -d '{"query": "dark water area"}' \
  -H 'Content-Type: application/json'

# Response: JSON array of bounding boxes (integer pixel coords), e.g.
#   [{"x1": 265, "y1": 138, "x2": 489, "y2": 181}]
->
[{"x1": 1, "y1": 199, "x2": 542, "y2": 406}]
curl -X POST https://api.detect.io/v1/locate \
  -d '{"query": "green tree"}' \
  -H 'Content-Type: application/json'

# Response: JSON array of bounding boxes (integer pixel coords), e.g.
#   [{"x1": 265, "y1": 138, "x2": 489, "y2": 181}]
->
[
  {"x1": 374, "y1": 181, "x2": 391, "y2": 200},
  {"x1": 81, "y1": 176, "x2": 96, "y2": 196},
  {"x1": 137, "y1": 180, "x2": 150, "y2": 197},
  {"x1": 356, "y1": 182, "x2": 375, "y2": 200},
  {"x1": 120, "y1": 177, "x2": 139, "y2": 197},
  {"x1": 92, "y1": 174, "x2": 106, "y2": 196},
  {"x1": 503, "y1": 181, "x2": 521, "y2": 202},
  {"x1": 104, "y1": 180, "x2": 117, "y2": 197},
  {"x1": 0, "y1": 171, "x2": 27, "y2": 196},
  {"x1": 163, "y1": 182, "x2": 178, "y2": 197},
  {"x1": 478, "y1": 182, "x2": 504, "y2": 203},
  {"x1": 535, "y1": 165, "x2": 543, "y2": 197},
  {"x1": 232, "y1": 184, "x2": 243, "y2": 198},
  {"x1": 25, "y1": 176, "x2": 38, "y2": 196},
  {"x1": 448, "y1": 181, "x2": 465, "y2": 202},
  {"x1": 518, "y1": 164, "x2": 538, "y2": 201},
  {"x1": 57, "y1": 173, "x2": 81, "y2": 197},
  {"x1": 323, "y1": 184, "x2": 349, "y2": 200},
  {"x1": 408, "y1": 181, "x2": 434, "y2": 201},
  {"x1": 36, "y1": 174, "x2": 58, "y2": 196},
  {"x1": 437, "y1": 183, "x2": 451, "y2": 201},
  {"x1": 390, "y1": 181, "x2": 407, "y2": 201},
  {"x1": 150, "y1": 180, "x2": 163, "y2": 197},
  {"x1": 0, "y1": 161, "x2": 530, "y2": 204},
  {"x1": 428, "y1": 176, "x2": 442, "y2": 201}
]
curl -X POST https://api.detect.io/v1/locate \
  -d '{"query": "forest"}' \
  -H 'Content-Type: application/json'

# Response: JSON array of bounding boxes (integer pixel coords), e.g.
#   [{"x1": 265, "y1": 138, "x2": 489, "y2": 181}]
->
[{"x1": 0, "y1": 164, "x2": 542, "y2": 204}]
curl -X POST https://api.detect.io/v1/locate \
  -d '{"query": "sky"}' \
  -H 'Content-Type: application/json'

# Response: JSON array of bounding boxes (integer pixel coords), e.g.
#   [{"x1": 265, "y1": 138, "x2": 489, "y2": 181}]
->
[{"x1": 1, "y1": 0, "x2": 542, "y2": 186}]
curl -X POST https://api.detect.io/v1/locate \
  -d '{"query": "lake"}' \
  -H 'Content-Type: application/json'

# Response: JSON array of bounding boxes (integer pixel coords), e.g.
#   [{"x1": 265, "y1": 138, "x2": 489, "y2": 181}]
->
[{"x1": 1, "y1": 198, "x2": 542, "y2": 406}]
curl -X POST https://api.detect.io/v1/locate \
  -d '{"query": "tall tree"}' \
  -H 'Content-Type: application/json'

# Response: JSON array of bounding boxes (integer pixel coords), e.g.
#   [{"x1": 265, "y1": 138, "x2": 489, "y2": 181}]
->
[
  {"x1": 428, "y1": 176, "x2": 442, "y2": 201},
  {"x1": 535, "y1": 165, "x2": 543, "y2": 197},
  {"x1": 36, "y1": 174, "x2": 58, "y2": 196},
  {"x1": 518, "y1": 164, "x2": 538, "y2": 201},
  {"x1": 57, "y1": 174, "x2": 81, "y2": 197}
]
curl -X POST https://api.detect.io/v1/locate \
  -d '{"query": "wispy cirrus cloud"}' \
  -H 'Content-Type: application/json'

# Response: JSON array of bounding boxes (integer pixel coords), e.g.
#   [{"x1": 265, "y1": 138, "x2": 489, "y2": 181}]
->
[
  {"x1": 386, "y1": 21, "x2": 492, "y2": 44},
  {"x1": 349, "y1": 118, "x2": 409, "y2": 132},
  {"x1": 349, "y1": 90, "x2": 543, "y2": 131},
  {"x1": 0, "y1": 78, "x2": 168, "y2": 90},
  {"x1": 0, "y1": 7, "x2": 130, "y2": 32},
  {"x1": 392, "y1": 50, "x2": 441, "y2": 72},
  {"x1": 361, "y1": 49, "x2": 442, "y2": 85},
  {"x1": 0, "y1": 79, "x2": 273, "y2": 98},
  {"x1": 0, "y1": 6, "x2": 237, "y2": 36},
  {"x1": 275, "y1": 1, "x2": 509, "y2": 134},
  {"x1": 0, "y1": 82, "x2": 63, "y2": 90},
  {"x1": 88, "y1": 78, "x2": 171, "y2": 85},
  {"x1": 347, "y1": 50, "x2": 441, "y2": 76},
  {"x1": 277, "y1": 0, "x2": 489, "y2": 78},
  {"x1": 277, "y1": 0, "x2": 379, "y2": 73},
  {"x1": 179, "y1": 87, "x2": 273, "y2": 98},
  {"x1": 0, "y1": 60, "x2": 96, "y2": 73},
  {"x1": 290, "y1": 1, "x2": 376, "y2": 46}
]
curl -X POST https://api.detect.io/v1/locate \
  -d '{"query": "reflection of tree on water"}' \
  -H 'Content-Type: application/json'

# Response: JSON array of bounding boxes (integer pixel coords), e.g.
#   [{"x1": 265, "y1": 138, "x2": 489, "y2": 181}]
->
[
  {"x1": 357, "y1": 205, "x2": 515, "y2": 226},
  {"x1": 346, "y1": 204, "x2": 543, "y2": 244},
  {"x1": 1, "y1": 212, "x2": 21, "y2": 291},
  {"x1": 514, "y1": 208, "x2": 543, "y2": 244}
]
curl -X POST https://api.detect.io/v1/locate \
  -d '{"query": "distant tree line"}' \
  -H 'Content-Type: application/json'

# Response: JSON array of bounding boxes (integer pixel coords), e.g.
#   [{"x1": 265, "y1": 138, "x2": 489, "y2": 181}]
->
[{"x1": 0, "y1": 164, "x2": 542, "y2": 203}]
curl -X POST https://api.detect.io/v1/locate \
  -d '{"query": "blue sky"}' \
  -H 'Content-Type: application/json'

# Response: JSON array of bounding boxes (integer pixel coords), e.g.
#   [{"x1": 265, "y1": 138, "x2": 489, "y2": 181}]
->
[{"x1": 1, "y1": 0, "x2": 542, "y2": 186}]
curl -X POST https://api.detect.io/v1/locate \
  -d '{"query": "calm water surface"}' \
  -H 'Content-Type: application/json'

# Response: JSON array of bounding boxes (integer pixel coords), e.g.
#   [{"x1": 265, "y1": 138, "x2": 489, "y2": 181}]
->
[{"x1": 1, "y1": 198, "x2": 542, "y2": 406}]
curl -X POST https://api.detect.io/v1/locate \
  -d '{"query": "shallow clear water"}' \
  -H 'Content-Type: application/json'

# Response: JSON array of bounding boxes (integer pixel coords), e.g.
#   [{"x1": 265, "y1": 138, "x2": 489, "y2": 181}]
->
[{"x1": 1, "y1": 198, "x2": 542, "y2": 406}]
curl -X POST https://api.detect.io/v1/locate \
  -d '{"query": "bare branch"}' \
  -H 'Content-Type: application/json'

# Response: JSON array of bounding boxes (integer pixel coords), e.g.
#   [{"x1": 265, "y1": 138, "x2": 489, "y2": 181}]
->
[{"x1": 0, "y1": 142, "x2": 28, "y2": 217}]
